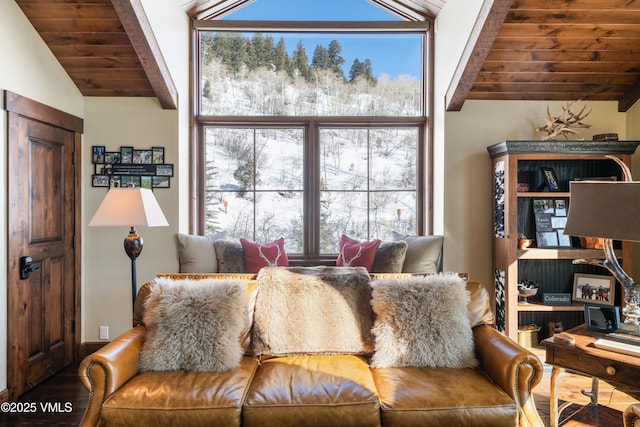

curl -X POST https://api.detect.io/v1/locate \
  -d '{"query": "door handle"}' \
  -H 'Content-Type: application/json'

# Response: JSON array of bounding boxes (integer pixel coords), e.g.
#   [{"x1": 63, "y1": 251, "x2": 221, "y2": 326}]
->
[{"x1": 20, "y1": 256, "x2": 40, "y2": 280}]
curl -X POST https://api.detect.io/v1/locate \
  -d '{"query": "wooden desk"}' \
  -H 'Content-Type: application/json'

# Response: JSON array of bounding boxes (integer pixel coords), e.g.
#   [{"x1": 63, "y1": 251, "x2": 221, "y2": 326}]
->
[{"x1": 543, "y1": 324, "x2": 640, "y2": 427}]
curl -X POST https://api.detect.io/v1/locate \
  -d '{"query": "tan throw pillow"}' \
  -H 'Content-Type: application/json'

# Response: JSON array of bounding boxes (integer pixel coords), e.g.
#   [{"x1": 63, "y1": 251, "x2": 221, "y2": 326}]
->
[
  {"x1": 391, "y1": 232, "x2": 443, "y2": 273},
  {"x1": 139, "y1": 278, "x2": 246, "y2": 372},
  {"x1": 252, "y1": 266, "x2": 374, "y2": 356},
  {"x1": 176, "y1": 232, "x2": 227, "y2": 273},
  {"x1": 370, "y1": 273, "x2": 477, "y2": 369}
]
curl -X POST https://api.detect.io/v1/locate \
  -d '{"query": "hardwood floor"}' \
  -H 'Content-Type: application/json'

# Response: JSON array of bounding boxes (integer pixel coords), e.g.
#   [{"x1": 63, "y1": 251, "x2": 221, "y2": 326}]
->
[
  {"x1": 0, "y1": 349, "x2": 636, "y2": 426},
  {"x1": 0, "y1": 365, "x2": 86, "y2": 427},
  {"x1": 532, "y1": 346, "x2": 636, "y2": 427}
]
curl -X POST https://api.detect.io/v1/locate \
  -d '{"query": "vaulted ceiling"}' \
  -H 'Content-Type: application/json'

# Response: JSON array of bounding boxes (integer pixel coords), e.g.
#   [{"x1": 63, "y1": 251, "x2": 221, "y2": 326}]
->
[{"x1": 15, "y1": 0, "x2": 640, "y2": 112}]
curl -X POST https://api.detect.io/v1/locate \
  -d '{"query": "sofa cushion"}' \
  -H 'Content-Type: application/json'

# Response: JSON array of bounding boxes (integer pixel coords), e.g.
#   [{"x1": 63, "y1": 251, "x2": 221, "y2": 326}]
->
[
  {"x1": 370, "y1": 273, "x2": 477, "y2": 368},
  {"x1": 102, "y1": 356, "x2": 260, "y2": 427},
  {"x1": 214, "y1": 239, "x2": 246, "y2": 273},
  {"x1": 240, "y1": 237, "x2": 289, "y2": 273},
  {"x1": 391, "y1": 232, "x2": 443, "y2": 273},
  {"x1": 139, "y1": 278, "x2": 246, "y2": 372},
  {"x1": 176, "y1": 232, "x2": 227, "y2": 273},
  {"x1": 336, "y1": 234, "x2": 381, "y2": 271},
  {"x1": 243, "y1": 355, "x2": 380, "y2": 427},
  {"x1": 371, "y1": 365, "x2": 517, "y2": 427},
  {"x1": 252, "y1": 266, "x2": 375, "y2": 356},
  {"x1": 372, "y1": 240, "x2": 408, "y2": 273}
]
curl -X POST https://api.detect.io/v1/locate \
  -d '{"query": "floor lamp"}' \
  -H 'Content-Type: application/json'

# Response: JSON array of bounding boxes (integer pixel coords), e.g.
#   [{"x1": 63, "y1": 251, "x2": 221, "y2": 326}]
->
[{"x1": 89, "y1": 188, "x2": 168, "y2": 310}]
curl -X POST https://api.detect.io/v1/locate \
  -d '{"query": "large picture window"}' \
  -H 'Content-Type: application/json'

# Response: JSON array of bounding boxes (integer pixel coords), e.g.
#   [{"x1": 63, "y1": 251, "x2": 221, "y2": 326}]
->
[{"x1": 194, "y1": 5, "x2": 432, "y2": 259}]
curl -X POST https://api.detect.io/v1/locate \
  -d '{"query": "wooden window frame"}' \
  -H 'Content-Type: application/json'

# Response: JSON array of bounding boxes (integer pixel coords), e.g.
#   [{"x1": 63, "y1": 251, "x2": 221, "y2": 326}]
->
[{"x1": 191, "y1": 21, "x2": 434, "y2": 262}]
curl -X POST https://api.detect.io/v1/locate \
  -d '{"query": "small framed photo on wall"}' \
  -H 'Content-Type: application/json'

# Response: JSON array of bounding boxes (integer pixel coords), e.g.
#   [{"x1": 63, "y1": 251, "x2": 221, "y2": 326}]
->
[
  {"x1": 152, "y1": 147, "x2": 165, "y2": 164},
  {"x1": 120, "y1": 146, "x2": 133, "y2": 164},
  {"x1": 92, "y1": 146, "x2": 105, "y2": 164}
]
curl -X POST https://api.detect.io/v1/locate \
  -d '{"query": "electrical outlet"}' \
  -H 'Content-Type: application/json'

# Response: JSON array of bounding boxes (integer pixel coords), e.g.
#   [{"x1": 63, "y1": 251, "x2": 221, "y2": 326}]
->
[{"x1": 99, "y1": 326, "x2": 109, "y2": 340}]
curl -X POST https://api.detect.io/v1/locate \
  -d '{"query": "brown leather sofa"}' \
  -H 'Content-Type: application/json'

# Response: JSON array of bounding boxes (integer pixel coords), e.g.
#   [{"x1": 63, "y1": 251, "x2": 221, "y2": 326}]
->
[
  {"x1": 79, "y1": 271, "x2": 544, "y2": 427},
  {"x1": 625, "y1": 403, "x2": 640, "y2": 427}
]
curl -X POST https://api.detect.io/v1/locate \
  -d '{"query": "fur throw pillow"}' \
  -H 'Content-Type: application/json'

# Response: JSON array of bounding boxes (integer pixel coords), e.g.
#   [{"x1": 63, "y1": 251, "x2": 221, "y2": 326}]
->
[
  {"x1": 252, "y1": 266, "x2": 375, "y2": 356},
  {"x1": 372, "y1": 240, "x2": 408, "y2": 273},
  {"x1": 214, "y1": 240, "x2": 245, "y2": 273},
  {"x1": 139, "y1": 278, "x2": 246, "y2": 372},
  {"x1": 370, "y1": 273, "x2": 478, "y2": 369}
]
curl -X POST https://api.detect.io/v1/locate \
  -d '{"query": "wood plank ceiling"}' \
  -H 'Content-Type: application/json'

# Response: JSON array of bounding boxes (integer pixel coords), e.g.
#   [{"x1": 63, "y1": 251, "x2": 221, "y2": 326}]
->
[
  {"x1": 15, "y1": 0, "x2": 640, "y2": 112},
  {"x1": 15, "y1": 0, "x2": 177, "y2": 109},
  {"x1": 463, "y1": 0, "x2": 640, "y2": 112}
]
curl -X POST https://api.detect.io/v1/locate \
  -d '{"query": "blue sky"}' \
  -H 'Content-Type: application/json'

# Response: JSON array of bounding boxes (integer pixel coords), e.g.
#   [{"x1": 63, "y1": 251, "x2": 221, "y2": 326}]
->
[{"x1": 220, "y1": 0, "x2": 423, "y2": 79}]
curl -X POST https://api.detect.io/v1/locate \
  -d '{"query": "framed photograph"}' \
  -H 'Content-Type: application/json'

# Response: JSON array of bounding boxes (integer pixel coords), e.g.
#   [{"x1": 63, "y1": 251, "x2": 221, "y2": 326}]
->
[
  {"x1": 109, "y1": 176, "x2": 122, "y2": 188},
  {"x1": 120, "y1": 146, "x2": 133, "y2": 164},
  {"x1": 92, "y1": 175, "x2": 109, "y2": 187},
  {"x1": 152, "y1": 147, "x2": 165, "y2": 164},
  {"x1": 533, "y1": 199, "x2": 555, "y2": 214},
  {"x1": 140, "y1": 176, "x2": 153, "y2": 189},
  {"x1": 540, "y1": 167, "x2": 560, "y2": 191},
  {"x1": 572, "y1": 273, "x2": 615, "y2": 306},
  {"x1": 155, "y1": 164, "x2": 174, "y2": 177},
  {"x1": 551, "y1": 216, "x2": 567, "y2": 229},
  {"x1": 133, "y1": 149, "x2": 153, "y2": 164},
  {"x1": 153, "y1": 176, "x2": 170, "y2": 188},
  {"x1": 536, "y1": 231, "x2": 559, "y2": 247},
  {"x1": 121, "y1": 175, "x2": 140, "y2": 188},
  {"x1": 92, "y1": 146, "x2": 105, "y2": 164},
  {"x1": 104, "y1": 151, "x2": 121, "y2": 164},
  {"x1": 554, "y1": 199, "x2": 567, "y2": 216}
]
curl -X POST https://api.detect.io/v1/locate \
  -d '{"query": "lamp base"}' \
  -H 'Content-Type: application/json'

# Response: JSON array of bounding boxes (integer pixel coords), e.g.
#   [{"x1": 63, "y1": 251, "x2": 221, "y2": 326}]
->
[{"x1": 618, "y1": 322, "x2": 640, "y2": 336}]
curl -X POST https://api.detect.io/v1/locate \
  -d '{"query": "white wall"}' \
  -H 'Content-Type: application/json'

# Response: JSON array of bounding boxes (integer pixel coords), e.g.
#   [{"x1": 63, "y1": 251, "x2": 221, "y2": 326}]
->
[
  {"x1": 82, "y1": 0, "x2": 190, "y2": 341},
  {"x1": 442, "y1": 100, "x2": 627, "y2": 288},
  {"x1": 0, "y1": 1, "x2": 85, "y2": 394},
  {"x1": 83, "y1": 98, "x2": 181, "y2": 340},
  {"x1": 432, "y1": 0, "x2": 484, "y2": 237}
]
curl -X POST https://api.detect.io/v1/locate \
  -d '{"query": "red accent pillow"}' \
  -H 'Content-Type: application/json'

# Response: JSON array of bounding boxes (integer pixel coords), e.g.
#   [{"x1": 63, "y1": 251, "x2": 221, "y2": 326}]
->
[
  {"x1": 240, "y1": 237, "x2": 289, "y2": 274},
  {"x1": 336, "y1": 235, "x2": 381, "y2": 271}
]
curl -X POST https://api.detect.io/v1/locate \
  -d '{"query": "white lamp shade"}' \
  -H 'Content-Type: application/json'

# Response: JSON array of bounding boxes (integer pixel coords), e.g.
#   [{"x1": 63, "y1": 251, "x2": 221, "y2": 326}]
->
[{"x1": 89, "y1": 188, "x2": 169, "y2": 227}]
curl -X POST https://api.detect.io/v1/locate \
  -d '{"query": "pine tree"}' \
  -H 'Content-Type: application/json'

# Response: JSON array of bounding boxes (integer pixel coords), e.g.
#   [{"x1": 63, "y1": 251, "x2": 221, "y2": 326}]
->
[
  {"x1": 362, "y1": 58, "x2": 376, "y2": 84},
  {"x1": 312, "y1": 45, "x2": 329, "y2": 70},
  {"x1": 327, "y1": 40, "x2": 346, "y2": 80},
  {"x1": 292, "y1": 40, "x2": 312, "y2": 81},
  {"x1": 349, "y1": 58, "x2": 364, "y2": 82},
  {"x1": 211, "y1": 33, "x2": 249, "y2": 74},
  {"x1": 274, "y1": 37, "x2": 292, "y2": 74},
  {"x1": 349, "y1": 58, "x2": 376, "y2": 84}
]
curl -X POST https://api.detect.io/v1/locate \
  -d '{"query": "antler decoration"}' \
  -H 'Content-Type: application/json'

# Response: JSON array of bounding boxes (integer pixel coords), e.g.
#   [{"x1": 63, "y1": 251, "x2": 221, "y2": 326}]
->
[
  {"x1": 536, "y1": 100, "x2": 591, "y2": 141},
  {"x1": 340, "y1": 245, "x2": 363, "y2": 267},
  {"x1": 257, "y1": 244, "x2": 282, "y2": 267}
]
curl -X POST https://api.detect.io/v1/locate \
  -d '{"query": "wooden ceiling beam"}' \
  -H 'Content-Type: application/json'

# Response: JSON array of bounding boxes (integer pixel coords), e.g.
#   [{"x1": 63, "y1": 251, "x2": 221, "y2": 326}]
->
[
  {"x1": 445, "y1": 0, "x2": 512, "y2": 111},
  {"x1": 467, "y1": 92, "x2": 624, "y2": 101},
  {"x1": 111, "y1": 0, "x2": 178, "y2": 109},
  {"x1": 618, "y1": 78, "x2": 640, "y2": 112}
]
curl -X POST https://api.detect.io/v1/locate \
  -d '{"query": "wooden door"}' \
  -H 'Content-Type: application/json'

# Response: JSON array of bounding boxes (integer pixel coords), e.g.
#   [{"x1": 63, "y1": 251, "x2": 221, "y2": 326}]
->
[{"x1": 6, "y1": 91, "x2": 82, "y2": 398}]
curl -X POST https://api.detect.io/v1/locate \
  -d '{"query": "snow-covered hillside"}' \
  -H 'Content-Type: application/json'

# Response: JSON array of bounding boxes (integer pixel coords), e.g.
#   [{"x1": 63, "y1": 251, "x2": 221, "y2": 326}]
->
[{"x1": 201, "y1": 58, "x2": 420, "y2": 253}]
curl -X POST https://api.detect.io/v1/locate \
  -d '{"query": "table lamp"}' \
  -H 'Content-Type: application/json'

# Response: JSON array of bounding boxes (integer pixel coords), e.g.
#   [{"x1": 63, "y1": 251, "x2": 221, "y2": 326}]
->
[
  {"x1": 564, "y1": 180, "x2": 640, "y2": 334},
  {"x1": 89, "y1": 187, "x2": 168, "y2": 309}
]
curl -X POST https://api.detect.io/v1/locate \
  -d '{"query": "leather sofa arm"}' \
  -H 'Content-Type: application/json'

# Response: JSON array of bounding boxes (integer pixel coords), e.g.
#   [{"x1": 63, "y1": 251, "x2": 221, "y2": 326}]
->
[
  {"x1": 473, "y1": 324, "x2": 544, "y2": 427},
  {"x1": 625, "y1": 403, "x2": 640, "y2": 427},
  {"x1": 78, "y1": 326, "x2": 146, "y2": 427}
]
